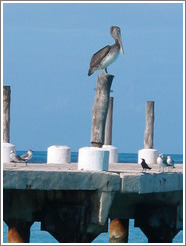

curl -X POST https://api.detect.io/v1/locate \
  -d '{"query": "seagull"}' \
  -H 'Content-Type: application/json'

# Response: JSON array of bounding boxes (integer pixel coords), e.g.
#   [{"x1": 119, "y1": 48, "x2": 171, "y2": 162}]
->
[
  {"x1": 10, "y1": 150, "x2": 22, "y2": 167},
  {"x1": 166, "y1": 156, "x2": 175, "y2": 170},
  {"x1": 140, "y1": 158, "x2": 152, "y2": 172},
  {"x1": 157, "y1": 154, "x2": 170, "y2": 172},
  {"x1": 88, "y1": 26, "x2": 124, "y2": 76},
  {"x1": 21, "y1": 149, "x2": 33, "y2": 166}
]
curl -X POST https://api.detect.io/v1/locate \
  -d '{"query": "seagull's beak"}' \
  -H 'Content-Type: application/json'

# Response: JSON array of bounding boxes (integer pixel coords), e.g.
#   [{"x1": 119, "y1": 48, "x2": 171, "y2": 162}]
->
[{"x1": 118, "y1": 35, "x2": 124, "y2": 55}]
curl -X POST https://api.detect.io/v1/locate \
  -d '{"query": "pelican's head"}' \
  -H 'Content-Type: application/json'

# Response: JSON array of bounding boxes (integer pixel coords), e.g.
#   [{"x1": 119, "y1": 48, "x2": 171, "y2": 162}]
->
[{"x1": 110, "y1": 26, "x2": 124, "y2": 55}]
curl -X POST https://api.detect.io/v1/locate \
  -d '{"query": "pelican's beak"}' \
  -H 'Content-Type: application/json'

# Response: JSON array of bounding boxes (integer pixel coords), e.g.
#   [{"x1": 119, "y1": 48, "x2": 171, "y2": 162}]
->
[{"x1": 118, "y1": 35, "x2": 124, "y2": 55}]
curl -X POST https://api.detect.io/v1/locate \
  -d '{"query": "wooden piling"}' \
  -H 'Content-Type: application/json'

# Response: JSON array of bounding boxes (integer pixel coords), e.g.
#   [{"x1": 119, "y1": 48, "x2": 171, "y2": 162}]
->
[
  {"x1": 3, "y1": 86, "x2": 11, "y2": 143},
  {"x1": 104, "y1": 97, "x2": 114, "y2": 145},
  {"x1": 109, "y1": 218, "x2": 129, "y2": 243},
  {"x1": 144, "y1": 101, "x2": 154, "y2": 149},
  {"x1": 91, "y1": 74, "x2": 114, "y2": 147}
]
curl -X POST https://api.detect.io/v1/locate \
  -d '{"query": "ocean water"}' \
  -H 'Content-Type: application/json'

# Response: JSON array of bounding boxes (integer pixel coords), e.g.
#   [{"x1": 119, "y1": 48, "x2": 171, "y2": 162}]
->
[
  {"x1": 16, "y1": 151, "x2": 184, "y2": 164},
  {"x1": 3, "y1": 152, "x2": 183, "y2": 243}
]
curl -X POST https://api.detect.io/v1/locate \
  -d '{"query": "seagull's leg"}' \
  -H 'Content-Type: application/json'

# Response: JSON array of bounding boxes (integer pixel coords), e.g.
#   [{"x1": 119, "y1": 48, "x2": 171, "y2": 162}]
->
[{"x1": 159, "y1": 165, "x2": 161, "y2": 172}]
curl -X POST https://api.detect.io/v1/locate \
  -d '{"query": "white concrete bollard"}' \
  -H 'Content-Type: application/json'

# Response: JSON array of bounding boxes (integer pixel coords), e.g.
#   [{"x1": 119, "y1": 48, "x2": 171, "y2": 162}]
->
[
  {"x1": 138, "y1": 148, "x2": 159, "y2": 164},
  {"x1": 3, "y1": 142, "x2": 16, "y2": 163},
  {"x1": 78, "y1": 147, "x2": 109, "y2": 171},
  {"x1": 102, "y1": 145, "x2": 118, "y2": 163},
  {"x1": 47, "y1": 145, "x2": 71, "y2": 164}
]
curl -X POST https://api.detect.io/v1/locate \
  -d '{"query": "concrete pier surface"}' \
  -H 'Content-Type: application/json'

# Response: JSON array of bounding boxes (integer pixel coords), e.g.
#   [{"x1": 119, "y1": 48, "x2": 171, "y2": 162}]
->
[
  {"x1": 3, "y1": 162, "x2": 183, "y2": 243},
  {"x1": 3, "y1": 162, "x2": 183, "y2": 192}
]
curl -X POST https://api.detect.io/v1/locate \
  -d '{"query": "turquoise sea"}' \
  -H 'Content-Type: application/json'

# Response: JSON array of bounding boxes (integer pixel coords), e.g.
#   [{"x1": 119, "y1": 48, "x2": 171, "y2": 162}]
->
[{"x1": 3, "y1": 151, "x2": 183, "y2": 243}]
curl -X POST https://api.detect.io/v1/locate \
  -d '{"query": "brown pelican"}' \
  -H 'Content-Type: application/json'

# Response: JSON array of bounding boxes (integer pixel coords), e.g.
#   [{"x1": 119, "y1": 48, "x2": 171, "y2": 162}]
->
[{"x1": 88, "y1": 26, "x2": 124, "y2": 76}]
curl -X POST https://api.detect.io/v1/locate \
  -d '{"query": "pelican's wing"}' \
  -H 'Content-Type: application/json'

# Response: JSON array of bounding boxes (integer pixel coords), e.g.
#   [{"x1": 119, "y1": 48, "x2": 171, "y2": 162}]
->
[{"x1": 89, "y1": 45, "x2": 111, "y2": 69}]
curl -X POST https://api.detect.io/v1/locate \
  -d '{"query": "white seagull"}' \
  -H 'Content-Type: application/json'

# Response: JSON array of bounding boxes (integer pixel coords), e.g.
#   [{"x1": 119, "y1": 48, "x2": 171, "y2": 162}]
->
[
  {"x1": 10, "y1": 150, "x2": 22, "y2": 166},
  {"x1": 157, "y1": 154, "x2": 168, "y2": 172},
  {"x1": 21, "y1": 149, "x2": 33, "y2": 166},
  {"x1": 166, "y1": 156, "x2": 175, "y2": 171}
]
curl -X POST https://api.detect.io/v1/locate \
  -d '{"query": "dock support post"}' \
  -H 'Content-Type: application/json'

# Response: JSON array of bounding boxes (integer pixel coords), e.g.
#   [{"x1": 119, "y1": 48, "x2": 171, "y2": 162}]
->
[
  {"x1": 109, "y1": 218, "x2": 129, "y2": 243},
  {"x1": 135, "y1": 205, "x2": 180, "y2": 243},
  {"x1": 7, "y1": 220, "x2": 32, "y2": 243},
  {"x1": 138, "y1": 101, "x2": 158, "y2": 164},
  {"x1": 103, "y1": 96, "x2": 118, "y2": 163},
  {"x1": 3, "y1": 86, "x2": 11, "y2": 143},
  {"x1": 139, "y1": 225, "x2": 179, "y2": 243},
  {"x1": 104, "y1": 97, "x2": 114, "y2": 145},
  {"x1": 91, "y1": 74, "x2": 114, "y2": 147},
  {"x1": 144, "y1": 101, "x2": 154, "y2": 149}
]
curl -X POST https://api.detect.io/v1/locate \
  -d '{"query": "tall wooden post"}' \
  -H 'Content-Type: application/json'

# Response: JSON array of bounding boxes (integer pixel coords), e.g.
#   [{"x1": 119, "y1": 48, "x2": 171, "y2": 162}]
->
[
  {"x1": 91, "y1": 74, "x2": 114, "y2": 147},
  {"x1": 144, "y1": 101, "x2": 154, "y2": 149},
  {"x1": 104, "y1": 97, "x2": 114, "y2": 145},
  {"x1": 3, "y1": 86, "x2": 11, "y2": 143}
]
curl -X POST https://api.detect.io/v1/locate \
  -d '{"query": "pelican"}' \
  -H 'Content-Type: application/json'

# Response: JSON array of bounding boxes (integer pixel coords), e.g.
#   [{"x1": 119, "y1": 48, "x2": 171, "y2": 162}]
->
[{"x1": 88, "y1": 26, "x2": 124, "y2": 76}]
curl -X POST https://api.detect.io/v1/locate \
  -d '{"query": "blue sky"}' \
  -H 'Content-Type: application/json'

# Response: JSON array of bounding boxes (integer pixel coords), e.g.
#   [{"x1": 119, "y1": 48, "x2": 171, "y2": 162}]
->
[{"x1": 2, "y1": 1, "x2": 184, "y2": 154}]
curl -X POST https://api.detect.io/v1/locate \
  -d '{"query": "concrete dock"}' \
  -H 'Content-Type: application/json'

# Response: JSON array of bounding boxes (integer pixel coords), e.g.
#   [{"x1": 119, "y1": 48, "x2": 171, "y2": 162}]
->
[{"x1": 3, "y1": 162, "x2": 183, "y2": 243}]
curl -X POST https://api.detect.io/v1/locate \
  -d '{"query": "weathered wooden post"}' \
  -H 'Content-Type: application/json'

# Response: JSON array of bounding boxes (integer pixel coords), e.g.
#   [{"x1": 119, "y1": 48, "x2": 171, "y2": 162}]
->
[
  {"x1": 144, "y1": 101, "x2": 154, "y2": 149},
  {"x1": 3, "y1": 86, "x2": 11, "y2": 143},
  {"x1": 103, "y1": 96, "x2": 118, "y2": 163},
  {"x1": 3, "y1": 86, "x2": 16, "y2": 163},
  {"x1": 104, "y1": 97, "x2": 113, "y2": 145},
  {"x1": 78, "y1": 73, "x2": 113, "y2": 171},
  {"x1": 91, "y1": 74, "x2": 114, "y2": 147},
  {"x1": 138, "y1": 101, "x2": 158, "y2": 164}
]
